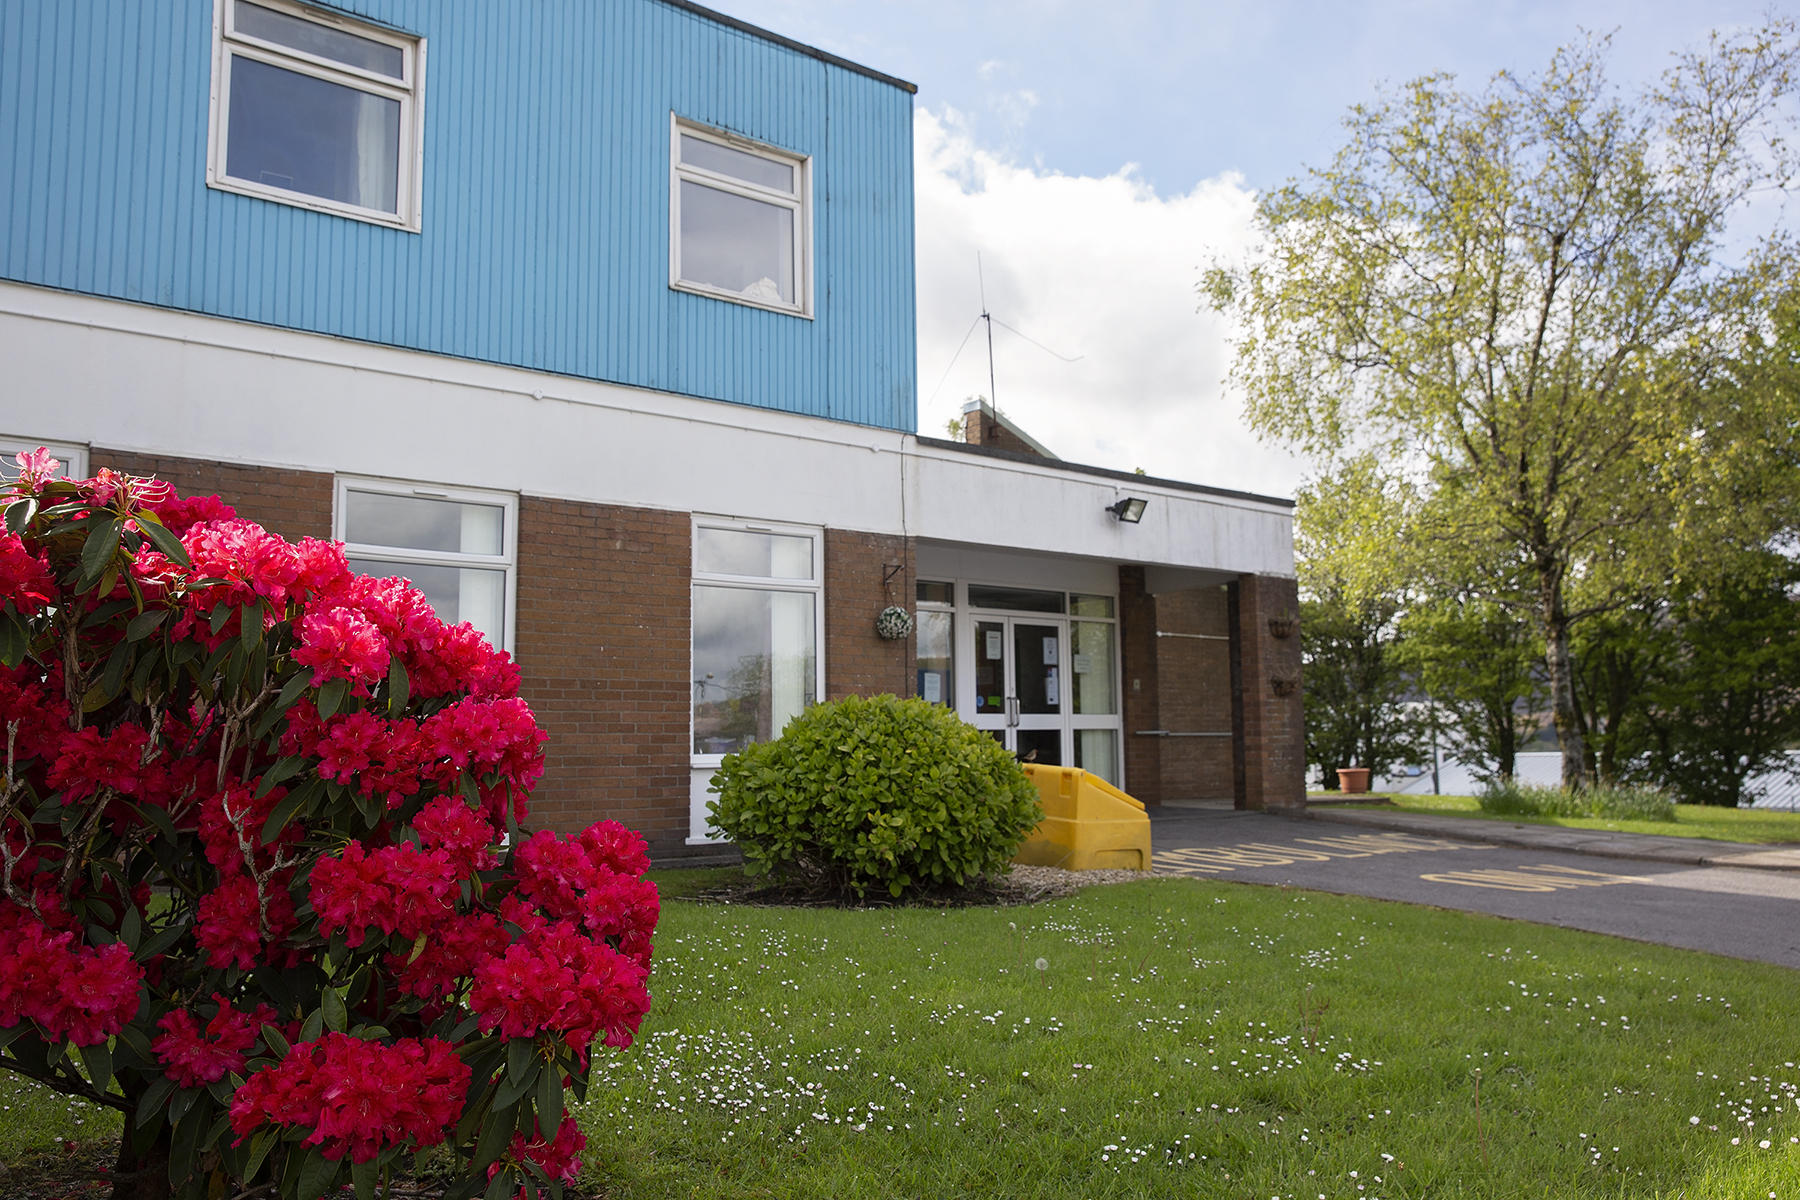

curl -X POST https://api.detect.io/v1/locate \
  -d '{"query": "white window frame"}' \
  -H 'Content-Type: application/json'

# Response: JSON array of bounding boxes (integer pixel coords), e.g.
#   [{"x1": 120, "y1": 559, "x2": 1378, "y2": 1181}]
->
[
  {"x1": 670, "y1": 116, "x2": 814, "y2": 319},
  {"x1": 206, "y1": 0, "x2": 427, "y2": 231},
  {"x1": 332, "y1": 476, "x2": 518, "y2": 653},
  {"x1": 688, "y1": 515, "x2": 826, "y2": 843},
  {"x1": 0, "y1": 436, "x2": 87, "y2": 481}
]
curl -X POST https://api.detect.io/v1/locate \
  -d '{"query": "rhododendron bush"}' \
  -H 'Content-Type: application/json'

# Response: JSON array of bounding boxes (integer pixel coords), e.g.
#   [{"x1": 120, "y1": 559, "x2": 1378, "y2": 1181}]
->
[{"x1": 0, "y1": 451, "x2": 658, "y2": 1200}]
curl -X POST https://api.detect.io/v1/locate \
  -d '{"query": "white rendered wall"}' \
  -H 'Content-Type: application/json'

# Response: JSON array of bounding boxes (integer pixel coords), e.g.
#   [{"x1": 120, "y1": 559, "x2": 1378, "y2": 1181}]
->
[{"x1": 0, "y1": 283, "x2": 1294, "y2": 578}]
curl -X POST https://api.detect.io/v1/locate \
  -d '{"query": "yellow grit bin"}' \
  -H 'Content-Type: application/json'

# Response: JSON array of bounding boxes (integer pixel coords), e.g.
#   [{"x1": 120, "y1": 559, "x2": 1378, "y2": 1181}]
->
[{"x1": 1013, "y1": 764, "x2": 1152, "y2": 872}]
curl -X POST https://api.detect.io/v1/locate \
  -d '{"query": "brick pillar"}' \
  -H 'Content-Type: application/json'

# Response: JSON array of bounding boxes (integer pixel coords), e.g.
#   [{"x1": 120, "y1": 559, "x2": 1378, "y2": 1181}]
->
[
  {"x1": 823, "y1": 530, "x2": 914, "y2": 699},
  {"x1": 1119, "y1": 565, "x2": 1161, "y2": 804},
  {"x1": 1230, "y1": 573, "x2": 1305, "y2": 811}
]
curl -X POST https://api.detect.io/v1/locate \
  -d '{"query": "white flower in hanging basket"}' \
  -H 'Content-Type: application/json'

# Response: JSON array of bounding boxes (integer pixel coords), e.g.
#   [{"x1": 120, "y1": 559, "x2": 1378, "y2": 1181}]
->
[{"x1": 875, "y1": 605, "x2": 914, "y2": 640}]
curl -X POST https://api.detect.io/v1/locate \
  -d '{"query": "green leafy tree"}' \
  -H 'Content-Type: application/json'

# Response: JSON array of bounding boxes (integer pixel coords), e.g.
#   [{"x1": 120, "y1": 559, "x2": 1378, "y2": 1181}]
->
[
  {"x1": 1638, "y1": 556, "x2": 1800, "y2": 805},
  {"x1": 1295, "y1": 459, "x2": 1423, "y2": 787},
  {"x1": 1206, "y1": 23, "x2": 1800, "y2": 789},
  {"x1": 1397, "y1": 597, "x2": 1544, "y2": 783}
]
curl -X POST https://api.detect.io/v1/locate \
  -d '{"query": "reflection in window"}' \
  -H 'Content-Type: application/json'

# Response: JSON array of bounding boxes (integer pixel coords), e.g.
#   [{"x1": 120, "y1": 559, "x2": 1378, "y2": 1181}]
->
[
  {"x1": 916, "y1": 611, "x2": 953, "y2": 706},
  {"x1": 692, "y1": 586, "x2": 816, "y2": 754},
  {"x1": 1075, "y1": 730, "x2": 1118, "y2": 784},
  {"x1": 1071, "y1": 621, "x2": 1116, "y2": 715},
  {"x1": 212, "y1": 0, "x2": 419, "y2": 224},
  {"x1": 228, "y1": 56, "x2": 400, "y2": 213},
  {"x1": 674, "y1": 124, "x2": 807, "y2": 312},
  {"x1": 345, "y1": 491, "x2": 503, "y2": 556},
  {"x1": 693, "y1": 527, "x2": 812, "y2": 579}
]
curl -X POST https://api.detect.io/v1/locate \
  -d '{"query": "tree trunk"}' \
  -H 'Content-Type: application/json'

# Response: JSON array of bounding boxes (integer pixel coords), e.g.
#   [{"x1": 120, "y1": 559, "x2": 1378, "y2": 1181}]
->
[
  {"x1": 1541, "y1": 589, "x2": 1589, "y2": 792},
  {"x1": 110, "y1": 1123, "x2": 172, "y2": 1200}
]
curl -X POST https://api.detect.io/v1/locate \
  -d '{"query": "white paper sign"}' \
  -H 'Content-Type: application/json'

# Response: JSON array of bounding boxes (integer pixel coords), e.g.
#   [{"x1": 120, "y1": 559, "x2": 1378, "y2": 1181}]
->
[
  {"x1": 1042, "y1": 636, "x2": 1058, "y2": 665},
  {"x1": 1072, "y1": 653, "x2": 1092, "y2": 674},
  {"x1": 922, "y1": 671, "x2": 942, "y2": 703},
  {"x1": 985, "y1": 630, "x2": 1003, "y2": 659},
  {"x1": 1045, "y1": 666, "x2": 1059, "y2": 706}
]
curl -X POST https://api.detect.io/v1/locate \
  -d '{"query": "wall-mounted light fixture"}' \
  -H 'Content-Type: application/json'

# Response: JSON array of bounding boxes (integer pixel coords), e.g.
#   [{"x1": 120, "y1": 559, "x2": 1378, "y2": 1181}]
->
[{"x1": 1106, "y1": 497, "x2": 1148, "y2": 523}]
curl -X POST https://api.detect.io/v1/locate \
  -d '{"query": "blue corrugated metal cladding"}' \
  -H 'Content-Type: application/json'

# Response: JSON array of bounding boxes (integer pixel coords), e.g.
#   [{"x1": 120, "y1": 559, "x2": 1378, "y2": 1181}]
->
[{"x1": 0, "y1": 0, "x2": 918, "y2": 432}]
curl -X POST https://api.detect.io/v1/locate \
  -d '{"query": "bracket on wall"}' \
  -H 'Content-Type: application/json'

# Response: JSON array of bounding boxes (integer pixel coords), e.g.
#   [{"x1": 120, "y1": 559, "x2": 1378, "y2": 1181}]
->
[
  {"x1": 882, "y1": 562, "x2": 904, "y2": 587},
  {"x1": 1270, "y1": 676, "x2": 1299, "y2": 697}
]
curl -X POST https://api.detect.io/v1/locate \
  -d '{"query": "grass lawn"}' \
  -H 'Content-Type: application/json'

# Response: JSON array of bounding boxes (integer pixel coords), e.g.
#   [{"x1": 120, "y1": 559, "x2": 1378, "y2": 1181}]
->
[
  {"x1": 1348, "y1": 794, "x2": 1800, "y2": 846},
  {"x1": 3, "y1": 870, "x2": 1798, "y2": 1197}
]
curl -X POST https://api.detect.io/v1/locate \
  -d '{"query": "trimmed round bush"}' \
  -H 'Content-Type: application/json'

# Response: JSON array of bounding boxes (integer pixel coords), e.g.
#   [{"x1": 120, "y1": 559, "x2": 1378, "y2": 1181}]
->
[{"x1": 707, "y1": 694, "x2": 1043, "y2": 898}]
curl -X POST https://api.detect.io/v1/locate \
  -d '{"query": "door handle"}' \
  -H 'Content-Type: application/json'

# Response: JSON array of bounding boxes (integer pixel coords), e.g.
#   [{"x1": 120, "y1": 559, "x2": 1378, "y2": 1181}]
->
[{"x1": 1006, "y1": 697, "x2": 1019, "y2": 727}]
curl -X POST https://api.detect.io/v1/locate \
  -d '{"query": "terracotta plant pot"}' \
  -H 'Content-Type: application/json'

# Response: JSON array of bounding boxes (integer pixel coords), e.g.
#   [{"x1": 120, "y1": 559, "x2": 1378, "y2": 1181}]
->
[{"x1": 1336, "y1": 766, "x2": 1371, "y2": 794}]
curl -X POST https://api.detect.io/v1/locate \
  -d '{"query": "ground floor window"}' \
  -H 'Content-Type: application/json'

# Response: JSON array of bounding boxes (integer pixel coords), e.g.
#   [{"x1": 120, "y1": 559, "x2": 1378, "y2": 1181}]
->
[
  {"x1": 0, "y1": 436, "x2": 86, "y2": 481},
  {"x1": 689, "y1": 518, "x2": 823, "y2": 842},
  {"x1": 334, "y1": 477, "x2": 517, "y2": 652}
]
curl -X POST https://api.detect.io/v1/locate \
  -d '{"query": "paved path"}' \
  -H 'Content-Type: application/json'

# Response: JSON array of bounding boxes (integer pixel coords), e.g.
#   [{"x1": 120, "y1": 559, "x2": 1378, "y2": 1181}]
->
[{"x1": 1147, "y1": 806, "x2": 1800, "y2": 970}]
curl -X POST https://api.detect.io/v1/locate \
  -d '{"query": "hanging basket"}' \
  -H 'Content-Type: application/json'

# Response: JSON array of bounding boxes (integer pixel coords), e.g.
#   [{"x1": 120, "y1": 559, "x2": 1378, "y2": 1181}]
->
[{"x1": 875, "y1": 606, "x2": 914, "y2": 641}]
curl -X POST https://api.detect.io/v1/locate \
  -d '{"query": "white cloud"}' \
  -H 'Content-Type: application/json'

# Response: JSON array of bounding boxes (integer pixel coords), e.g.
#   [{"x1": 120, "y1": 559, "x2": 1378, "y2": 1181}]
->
[{"x1": 914, "y1": 108, "x2": 1303, "y2": 499}]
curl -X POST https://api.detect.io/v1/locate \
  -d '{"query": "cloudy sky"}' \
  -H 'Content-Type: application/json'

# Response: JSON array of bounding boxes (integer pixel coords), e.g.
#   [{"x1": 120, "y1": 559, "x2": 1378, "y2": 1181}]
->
[{"x1": 714, "y1": 0, "x2": 1777, "y2": 498}]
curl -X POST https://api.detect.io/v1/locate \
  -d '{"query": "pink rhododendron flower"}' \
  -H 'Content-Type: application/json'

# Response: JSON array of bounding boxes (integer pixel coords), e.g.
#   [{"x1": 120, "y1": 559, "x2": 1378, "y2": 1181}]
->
[
  {"x1": 0, "y1": 534, "x2": 57, "y2": 613},
  {"x1": 153, "y1": 994, "x2": 276, "y2": 1087},
  {"x1": 412, "y1": 794, "x2": 499, "y2": 873},
  {"x1": 311, "y1": 841, "x2": 458, "y2": 946},
  {"x1": 294, "y1": 606, "x2": 391, "y2": 686},
  {"x1": 491, "y1": 1113, "x2": 587, "y2": 1195},
  {"x1": 470, "y1": 918, "x2": 651, "y2": 1050},
  {"x1": 11, "y1": 447, "x2": 60, "y2": 490},
  {"x1": 0, "y1": 907, "x2": 141, "y2": 1045},
  {"x1": 195, "y1": 874, "x2": 293, "y2": 970},
  {"x1": 229, "y1": 1033, "x2": 469, "y2": 1163}
]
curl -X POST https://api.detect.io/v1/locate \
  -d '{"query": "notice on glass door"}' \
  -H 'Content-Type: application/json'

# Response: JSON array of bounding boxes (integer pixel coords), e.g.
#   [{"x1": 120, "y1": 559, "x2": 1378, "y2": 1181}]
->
[
  {"x1": 985, "y1": 630, "x2": 1003, "y2": 659},
  {"x1": 1045, "y1": 666, "x2": 1059, "y2": 706},
  {"x1": 922, "y1": 671, "x2": 942, "y2": 704},
  {"x1": 1042, "y1": 636, "x2": 1058, "y2": 665}
]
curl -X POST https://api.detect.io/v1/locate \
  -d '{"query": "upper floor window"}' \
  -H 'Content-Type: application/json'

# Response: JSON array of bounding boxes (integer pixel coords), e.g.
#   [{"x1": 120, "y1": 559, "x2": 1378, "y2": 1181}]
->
[
  {"x1": 208, "y1": 0, "x2": 425, "y2": 230},
  {"x1": 671, "y1": 119, "x2": 812, "y2": 317},
  {"x1": 334, "y1": 478, "x2": 516, "y2": 652}
]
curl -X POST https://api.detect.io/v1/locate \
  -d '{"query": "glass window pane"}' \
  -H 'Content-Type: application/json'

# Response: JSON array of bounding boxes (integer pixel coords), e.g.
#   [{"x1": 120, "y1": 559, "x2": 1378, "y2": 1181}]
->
[
  {"x1": 692, "y1": 586, "x2": 816, "y2": 755},
  {"x1": 227, "y1": 55, "x2": 400, "y2": 212},
  {"x1": 915, "y1": 580, "x2": 953, "y2": 605},
  {"x1": 1076, "y1": 730, "x2": 1118, "y2": 785},
  {"x1": 345, "y1": 491, "x2": 504, "y2": 556},
  {"x1": 680, "y1": 134, "x2": 794, "y2": 192},
  {"x1": 1070, "y1": 594, "x2": 1115, "y2": 619},
  {"x1": 346, "y1": 557, "x2": 505, "y2": 648},
  {"x1": 1071, "y1": 621, "x2": 1117, "y2": 715},
  {"x1": 974, "y1": 620, "x2": 1005, "y2": 714},
  {"x1": 1015, "y1": 623, "x2": 1061, "y2": 715},
  {"x1": 679, "y1": 180, "x2": 794, "y2": 304},
  {"x1": 916, "y1": 611, "x2": 953, "y2": 706},
  {"x1": 235, "y1": 2, "x2": 404, "y2": 78},
  {"x1": 968, "y1": 585, "x2": 1064, "y2": 614},
  {"x1": 694, "y1": 528, "x2": 812, "y2": 580}
]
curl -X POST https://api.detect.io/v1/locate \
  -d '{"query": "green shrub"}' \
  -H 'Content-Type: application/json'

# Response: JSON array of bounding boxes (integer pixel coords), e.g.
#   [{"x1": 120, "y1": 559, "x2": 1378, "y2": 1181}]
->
[
  {"x1": 706, "y1": 694, "x2": 1044, "y2": 898},
  {"x1": 1478, "y1": 779, "x2": 1676, "y2": 821}
]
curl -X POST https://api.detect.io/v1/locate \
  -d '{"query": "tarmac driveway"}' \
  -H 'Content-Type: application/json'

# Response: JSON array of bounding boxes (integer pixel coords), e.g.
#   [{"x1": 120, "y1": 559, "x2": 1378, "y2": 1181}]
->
[{"x1": 1148, "y1": 806, "x2": 1800, "y2": 970}]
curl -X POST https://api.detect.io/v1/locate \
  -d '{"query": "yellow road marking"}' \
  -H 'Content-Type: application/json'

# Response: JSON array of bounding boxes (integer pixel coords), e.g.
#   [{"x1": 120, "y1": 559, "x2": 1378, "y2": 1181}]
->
[
  {"x1": 1418, "y1": 864, "x2": 1643, "y2": 892},
  {"x1": 1153, "y1": 833, "x2": 1483, "y2": 876}
]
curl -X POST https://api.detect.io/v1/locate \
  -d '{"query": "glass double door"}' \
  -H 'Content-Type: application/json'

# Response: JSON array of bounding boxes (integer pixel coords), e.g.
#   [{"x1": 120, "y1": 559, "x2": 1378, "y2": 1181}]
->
[{"x1": 971, "y1": 618, "x2": 1068, "y2": 765}]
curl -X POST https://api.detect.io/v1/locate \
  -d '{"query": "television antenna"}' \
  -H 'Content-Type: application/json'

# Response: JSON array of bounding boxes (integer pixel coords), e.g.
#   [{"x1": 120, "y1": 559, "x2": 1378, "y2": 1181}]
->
[{"x1": 927, "y1": 253, "x2": 1083, "y2": 410}]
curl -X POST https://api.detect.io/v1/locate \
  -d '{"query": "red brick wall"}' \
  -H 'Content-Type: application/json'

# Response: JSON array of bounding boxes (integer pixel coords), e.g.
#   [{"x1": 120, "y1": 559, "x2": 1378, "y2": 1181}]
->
[
  {"x1": 91, "y1": 448, "x2": 333, "y2": 543},
  {"x1": 1153, "y1": 587, "x2": 1235, "y2": 802},
  {"x1": 965, "y1": 410, "x2": 1045, "y2": 458},
  {"x1": 1230, "y1": 573, "x2": 1305, "y2": 811},
  {"x1": 824, "y1": 530, "x2": 914, "y2": 699},
  {"x1": 1118, "y1": 566, "x2": 1161, "y2": 803},
  {"x1": 513, "y1": 499, "x2": 694, "y2": 857}
]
